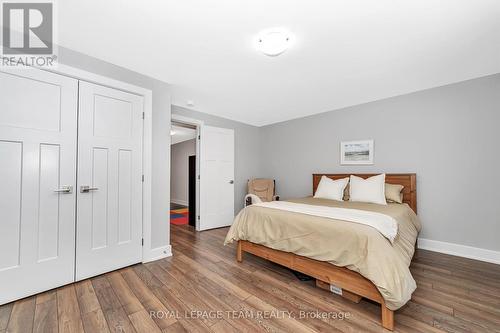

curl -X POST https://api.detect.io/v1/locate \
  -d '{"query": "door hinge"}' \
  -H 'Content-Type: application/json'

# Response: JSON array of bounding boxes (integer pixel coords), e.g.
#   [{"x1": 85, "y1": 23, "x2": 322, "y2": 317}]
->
[
  {"x1": 142, "y1": 112, "x2": 145, "y2": 119},
  {"x1": 198, "y1": 215, "x2": 200, "y2": 220},
  {"x1": 142, "y1": 175, "x2": 144, "y2": 182},
  {"x1": 198, "y1": 135, "x2": 200, "y2": 140},
  {"x1": 197, "y1": 175, "x2": 200, "y2": 180},
  {"x1": 141, "y1": 238, "x2": 144, "y2": 246}
]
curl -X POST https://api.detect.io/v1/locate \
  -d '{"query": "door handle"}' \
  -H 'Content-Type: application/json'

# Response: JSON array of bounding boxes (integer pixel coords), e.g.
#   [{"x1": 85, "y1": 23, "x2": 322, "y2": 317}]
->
[
  {"x1": 80, "y1": 185, "x2": 99, "y2": 193},
  {"x1": 54, "y1": 185, "x2": 73, "y2": 194},
  {"x1": 229, "y1": 180, "x2": 234, "y2": 184}
]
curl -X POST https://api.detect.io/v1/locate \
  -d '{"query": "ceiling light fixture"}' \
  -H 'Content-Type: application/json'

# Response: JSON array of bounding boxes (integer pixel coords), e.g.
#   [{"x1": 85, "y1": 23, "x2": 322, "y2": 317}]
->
[{"x1": 255, "y1": 28, "x2": 293, "y2": 57}]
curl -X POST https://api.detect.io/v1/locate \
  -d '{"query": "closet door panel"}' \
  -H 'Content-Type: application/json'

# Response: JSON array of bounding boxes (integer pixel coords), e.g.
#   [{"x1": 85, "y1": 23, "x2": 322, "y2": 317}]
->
[
  {"x1": 91, "y1": 147, "x2": 110, "y2": 249},
  {"x1": 76, "y1": 81, "x2": 143, "y2": 280},
  {"x1": 0, "y1": 68, "x2": 78, "y2": 305},
  {"x1": 0, "y1": 141, "x2": 23, "y2": 271},
  {"x1": 37, "y1": 143, "x2": 63, "y2": 261}
]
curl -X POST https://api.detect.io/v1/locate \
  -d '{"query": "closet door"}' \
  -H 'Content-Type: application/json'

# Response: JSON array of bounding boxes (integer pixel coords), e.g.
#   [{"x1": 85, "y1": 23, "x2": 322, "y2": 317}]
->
[
  {"x1": 76, "y1": 81, "x2": 144, "y2": 280},
  {"x1": 0, "y1": 68, "x2": 78, "y2": 305}
]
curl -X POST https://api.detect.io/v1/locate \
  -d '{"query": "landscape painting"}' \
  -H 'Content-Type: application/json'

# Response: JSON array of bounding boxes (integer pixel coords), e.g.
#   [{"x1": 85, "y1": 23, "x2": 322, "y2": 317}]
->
[{"x1": 340, "y1": 140, "x2": 374, "y2": 165}]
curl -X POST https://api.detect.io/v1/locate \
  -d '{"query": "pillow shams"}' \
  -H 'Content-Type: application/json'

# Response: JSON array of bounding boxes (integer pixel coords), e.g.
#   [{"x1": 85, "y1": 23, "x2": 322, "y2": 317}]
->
[
  {"x1": 349, "y1": 174, "x2": 387, "y2": 205},
  {"x1": 314, "y1": 176, "x2": 349, "y2": 201}
]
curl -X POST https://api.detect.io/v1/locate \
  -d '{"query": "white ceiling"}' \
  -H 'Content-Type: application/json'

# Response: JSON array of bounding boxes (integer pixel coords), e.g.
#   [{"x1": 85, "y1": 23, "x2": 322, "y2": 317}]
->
[
  {"x1": 59, "y1": 0, "x2": 500, "y2": 126},
  {"x1": 171, "y1": 125, "x2": 196, "y2": 145}
]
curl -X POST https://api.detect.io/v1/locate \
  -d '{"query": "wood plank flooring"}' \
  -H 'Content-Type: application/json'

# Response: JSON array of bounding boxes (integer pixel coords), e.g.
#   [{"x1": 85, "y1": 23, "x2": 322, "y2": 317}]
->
[{"x1": 1, "y1": 224, "x2": 500, "y2": 332}]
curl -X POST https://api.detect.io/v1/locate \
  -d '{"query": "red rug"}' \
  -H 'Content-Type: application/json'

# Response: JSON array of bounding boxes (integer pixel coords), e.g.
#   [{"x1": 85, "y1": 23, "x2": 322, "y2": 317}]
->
[{"x1": 170, "y1": 208, "x2": 189, "y2": 225}]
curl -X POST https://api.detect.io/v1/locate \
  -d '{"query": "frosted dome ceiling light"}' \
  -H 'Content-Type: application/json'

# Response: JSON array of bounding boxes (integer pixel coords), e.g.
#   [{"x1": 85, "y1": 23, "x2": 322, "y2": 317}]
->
[{"x1": 256, "y1": 29, "x2": 292, "y2": 56}]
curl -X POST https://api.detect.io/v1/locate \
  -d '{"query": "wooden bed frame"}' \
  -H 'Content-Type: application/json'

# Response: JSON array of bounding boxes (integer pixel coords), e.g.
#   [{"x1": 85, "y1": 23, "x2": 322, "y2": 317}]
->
[{"x1": 236, "y1": 173, "x2": 417, "y2": 331}]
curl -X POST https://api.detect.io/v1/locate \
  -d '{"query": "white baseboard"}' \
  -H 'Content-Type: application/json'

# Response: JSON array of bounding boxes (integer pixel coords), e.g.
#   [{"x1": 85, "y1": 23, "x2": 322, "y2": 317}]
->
[
  {"x1": 143, "y1": 245, "x2": 172, "y2": 263},
  {"x1": 171, "y1": 199, "x2": 188, "y2": 206},
  {"x1": 418, "y1": 238, "x2": 500, "y2": 265}
]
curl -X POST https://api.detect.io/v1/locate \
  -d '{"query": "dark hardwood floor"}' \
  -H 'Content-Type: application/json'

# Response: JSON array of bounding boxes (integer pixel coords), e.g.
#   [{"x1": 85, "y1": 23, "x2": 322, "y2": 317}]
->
[{"x1": 1, "y1": 225, "x2": 500, "y2": 332}]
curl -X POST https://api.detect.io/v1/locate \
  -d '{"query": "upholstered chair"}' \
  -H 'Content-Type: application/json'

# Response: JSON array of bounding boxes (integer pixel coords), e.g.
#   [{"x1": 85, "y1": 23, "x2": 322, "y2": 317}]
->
[{"x1": 245, "y1": 179, "x2": 280, "y2": 206}]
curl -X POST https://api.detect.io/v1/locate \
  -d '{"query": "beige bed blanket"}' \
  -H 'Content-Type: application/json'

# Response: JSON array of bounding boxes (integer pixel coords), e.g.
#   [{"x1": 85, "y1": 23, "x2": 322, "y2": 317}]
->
[{"x1": 224, "y1": 197, "x2": 421, "y2": 310}]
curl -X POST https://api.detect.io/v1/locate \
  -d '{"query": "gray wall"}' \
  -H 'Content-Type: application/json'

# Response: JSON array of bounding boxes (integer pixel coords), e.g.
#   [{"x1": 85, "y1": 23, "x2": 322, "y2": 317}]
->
[
  {"x1": 55, "y1": 46, "x2": 499, "y2": 253},
  {"x1": 172, "y1": 106, "x2": 261, "y2": 213},
  {"x1": 260, "y1": 74, "x2": 500, "y2": 252},
  {"x1": 58, "y1": 47, "x2": 171, "y2": 250},
  {"x1": 170, "y1": 139, "x2": 196, "y2": 205}
]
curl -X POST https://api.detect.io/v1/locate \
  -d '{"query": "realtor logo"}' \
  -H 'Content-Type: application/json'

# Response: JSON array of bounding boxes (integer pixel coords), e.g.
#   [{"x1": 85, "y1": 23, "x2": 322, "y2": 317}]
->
[{"x1": 1, "y1": 1, "x2": 57, "y2": 67}]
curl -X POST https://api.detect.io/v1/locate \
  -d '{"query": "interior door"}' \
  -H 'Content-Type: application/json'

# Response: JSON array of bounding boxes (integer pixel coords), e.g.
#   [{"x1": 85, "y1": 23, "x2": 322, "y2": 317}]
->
[
  {"x1": 0, "y1": 68, "x2": 78, "y2": 304},
  {"x1": 199, "y1": 125, "x2": 234, "y2": 230},
  {"x1": 76, "y1": 81, "x2": 144, "y2": 280}
]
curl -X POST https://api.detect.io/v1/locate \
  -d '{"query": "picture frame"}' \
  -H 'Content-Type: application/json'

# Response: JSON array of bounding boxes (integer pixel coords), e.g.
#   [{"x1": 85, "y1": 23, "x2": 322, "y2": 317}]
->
[{"x1": 340, "y1": 140, "x2": 374, "y2": 165}]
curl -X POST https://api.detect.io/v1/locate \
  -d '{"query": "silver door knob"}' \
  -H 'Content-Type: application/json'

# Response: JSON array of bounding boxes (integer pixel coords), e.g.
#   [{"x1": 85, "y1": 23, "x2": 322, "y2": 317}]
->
[
  {"x1": 80, "y1": 185, "x2": 99, "y2": 193},
  {"x1": 54, "y1": 185, "x2": 73, "y2": 194},
  {"x1": 229, "y1": 180, "x2": 234, "y2": 184}
]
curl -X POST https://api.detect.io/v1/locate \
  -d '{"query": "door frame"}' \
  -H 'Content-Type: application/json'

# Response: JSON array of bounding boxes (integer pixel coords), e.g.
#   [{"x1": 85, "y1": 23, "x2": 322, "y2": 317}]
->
[
  {"x1": 171, "y1": 114, "x2": 203, "y2": 231},
  {"x1": 37, "y1": 64, "x2": 164, "y2": 263}
]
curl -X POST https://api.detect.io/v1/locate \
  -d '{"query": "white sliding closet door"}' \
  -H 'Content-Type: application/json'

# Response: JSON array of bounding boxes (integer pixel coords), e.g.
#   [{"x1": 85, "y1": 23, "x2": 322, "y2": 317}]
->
[
  {"x1": 0, "y1": 68, "x2": 78, "y2": 305},
  {"x1": 76, "y1": 81, "x2": 144, "y2": 280}
]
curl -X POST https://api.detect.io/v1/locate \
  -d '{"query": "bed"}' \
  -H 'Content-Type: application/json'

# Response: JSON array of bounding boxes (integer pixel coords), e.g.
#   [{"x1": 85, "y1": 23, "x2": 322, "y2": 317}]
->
[{"x1": 224, "y1": 173, "x2": 420, "y2": 330}]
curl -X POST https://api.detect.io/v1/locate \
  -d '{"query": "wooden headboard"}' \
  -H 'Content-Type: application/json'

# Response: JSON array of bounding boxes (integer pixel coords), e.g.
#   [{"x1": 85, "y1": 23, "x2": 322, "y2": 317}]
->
[{"x1": 312, "y1": 173, "x2": 417, "y2": 213}]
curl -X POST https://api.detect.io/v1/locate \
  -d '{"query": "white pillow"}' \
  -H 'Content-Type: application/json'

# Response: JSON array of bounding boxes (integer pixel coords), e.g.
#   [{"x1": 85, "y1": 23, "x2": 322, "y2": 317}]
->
[
  {"x1": 314, "y1": 176, "x2": 349, "y2": 201},
  {"x1": 349, "y1": 174, "x2": 387, "y2": 205}
]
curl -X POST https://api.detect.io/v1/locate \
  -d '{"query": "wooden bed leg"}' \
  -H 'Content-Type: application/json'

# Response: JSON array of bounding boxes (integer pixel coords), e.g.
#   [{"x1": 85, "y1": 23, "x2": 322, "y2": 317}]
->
[
  {"x1": 381, "y1": 303, "x2": 394, "y2": 331},
  {"x1": 236, "y1": 240, "x2": 243, "y2": 262}
]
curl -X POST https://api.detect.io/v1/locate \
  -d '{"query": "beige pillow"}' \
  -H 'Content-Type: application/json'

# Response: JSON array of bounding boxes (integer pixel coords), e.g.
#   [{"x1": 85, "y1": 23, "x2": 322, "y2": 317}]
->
[
  {"x1": 385, "y1": 183, "x2": 404, "y2": 203},
  {"x1": 344, "y1": 183, "x2": 404, "y2": 203}
]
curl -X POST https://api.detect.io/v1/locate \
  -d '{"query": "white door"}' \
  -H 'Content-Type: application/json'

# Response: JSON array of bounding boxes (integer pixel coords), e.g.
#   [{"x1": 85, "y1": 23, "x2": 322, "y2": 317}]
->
[
  {"x1": 199, "y1": 125, "x2": 234, "y2": 230},
  {"x1": 76, "y1": 81, "x2": 144, "y2": 280},
  {"x1": 0, "y1": 68, "x2": 78, "y2": 304}
]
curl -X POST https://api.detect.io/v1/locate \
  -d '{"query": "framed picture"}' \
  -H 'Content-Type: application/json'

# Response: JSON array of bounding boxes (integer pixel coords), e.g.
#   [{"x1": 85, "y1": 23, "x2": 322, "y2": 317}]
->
[{"x1": 340, "y1": 140, "x2": 374, "y2": 165}]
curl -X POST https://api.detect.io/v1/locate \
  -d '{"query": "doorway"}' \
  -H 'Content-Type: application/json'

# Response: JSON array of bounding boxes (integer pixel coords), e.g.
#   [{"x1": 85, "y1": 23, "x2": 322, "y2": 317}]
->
[
  {"x1": 170, "y1": 114, "x2": 235, "y2": 234},
  {"x1": 170, "y1": 121, "x2": 197, "y2": 227}
]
